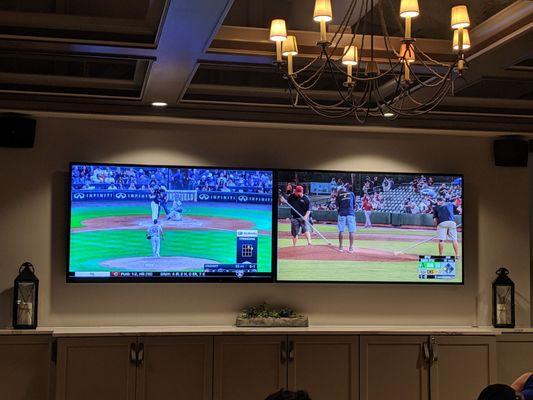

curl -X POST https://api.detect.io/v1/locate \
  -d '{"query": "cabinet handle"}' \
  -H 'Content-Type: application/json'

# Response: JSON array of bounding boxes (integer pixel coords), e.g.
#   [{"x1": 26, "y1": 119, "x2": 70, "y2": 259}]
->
[
  {"x1": 280, "y1": 342, "x2": 287, "y2": 364},
  {"x1": 138, "y1": 342, "x2": 145, "y2": 366},
  {"x1": 430, "y1": 337, "x2": 438, "y2": 363},
  {"x1": 130, "y1": 343, "x2": 137, "y2": 364},
  {"x1": 288, "y1": 341, "x2": 295, "y2": 362},
  {"x1": 422, "y1": 342, "x2": 430, "y2": 364}
]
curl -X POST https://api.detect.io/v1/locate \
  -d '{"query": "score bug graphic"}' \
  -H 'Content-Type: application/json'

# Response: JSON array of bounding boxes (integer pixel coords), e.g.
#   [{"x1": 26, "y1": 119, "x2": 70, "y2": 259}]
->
[{"x1": 236, "y1": 230, "x2": 259, "y2": 264}]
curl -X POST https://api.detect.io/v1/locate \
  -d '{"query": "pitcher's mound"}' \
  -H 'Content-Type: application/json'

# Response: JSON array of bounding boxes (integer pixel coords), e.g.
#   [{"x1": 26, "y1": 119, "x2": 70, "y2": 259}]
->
[
  {"x1": 101, "y1": 256, "x2": 218, "y2": 271},
  {"x1": 278, "y1": 245, "x2": 418, "y2": 262}
]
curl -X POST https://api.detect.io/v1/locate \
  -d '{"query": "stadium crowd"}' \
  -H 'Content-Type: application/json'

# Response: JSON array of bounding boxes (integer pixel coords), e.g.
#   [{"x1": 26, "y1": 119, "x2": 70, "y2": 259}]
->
[
  {"x1": 72, "y1": 165, "x2": 272, "y2": 194},
  {"x1": 171, "y1": 169, "x2": 272, "y2": 194},
  {"x1": 302, "y1": 174, "x2": 462, "y2": 215}
]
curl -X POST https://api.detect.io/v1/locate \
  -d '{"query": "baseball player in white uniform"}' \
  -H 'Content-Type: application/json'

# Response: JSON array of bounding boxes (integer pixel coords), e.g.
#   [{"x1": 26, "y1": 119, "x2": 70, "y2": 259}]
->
[
  {"x1": 146, "y1": 219, "x2": 164, "y2": 257},
  {"x1": 167, "y1": 199, "x2": 183, "y2": 221}
]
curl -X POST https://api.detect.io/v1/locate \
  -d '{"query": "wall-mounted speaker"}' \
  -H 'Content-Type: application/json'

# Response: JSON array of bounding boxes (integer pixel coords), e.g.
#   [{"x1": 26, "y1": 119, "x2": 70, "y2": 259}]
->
[
  {"x1": 0, "y1": 116, "x2": 36, "y2": 148},
  {"x1": 493, "y1": 138, "x2": 528, "y2": 167}
]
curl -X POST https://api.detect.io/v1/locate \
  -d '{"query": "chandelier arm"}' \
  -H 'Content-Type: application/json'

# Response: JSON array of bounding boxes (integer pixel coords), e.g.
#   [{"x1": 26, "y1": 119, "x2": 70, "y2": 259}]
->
[
  {"x1": 378, "y1": 1, "x2": 396, "y2": 70},
  {"x1": 288, "y1": 75, "x2": 356, "y2": 110},
  {"x1": 329, "y1": 0, "x2": 359, "y2": 45},
  {"x1": 332, "y1": 0, "x2": 367, "y2": 62},
  {"x1": 405, "y1": 62, "x2": 451, "y2": 88},
  {"x1": 413, "y1": 43, "x2": 452, "y2": 68},
  {"x1": 412, "y1": 48, "x2": 453, "y2": 79},
  {"x1": 324, "y1": 51, "x2": 359, "y2": 105},
  {"x1": 386, "y1": 0, "x2": 406, "y2": 37},
  {"x1": 393, "y1": 80, "x2": 452, "y2": 114},
  {"x1": 330, "y1": 56, "x2": 403, "y2": 81},
  {"x1": 294, "y1": 63, "x2": 329, "y2": 90},
  {"x1": 374, "y1": 74, "x2": 451, "y2": 115}
]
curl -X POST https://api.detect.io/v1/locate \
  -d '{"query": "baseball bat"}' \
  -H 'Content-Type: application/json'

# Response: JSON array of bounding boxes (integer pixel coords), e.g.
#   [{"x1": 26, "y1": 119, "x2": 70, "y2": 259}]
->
[{"x1": 278, "y1": 190, "x2": 333, "y2": 246}]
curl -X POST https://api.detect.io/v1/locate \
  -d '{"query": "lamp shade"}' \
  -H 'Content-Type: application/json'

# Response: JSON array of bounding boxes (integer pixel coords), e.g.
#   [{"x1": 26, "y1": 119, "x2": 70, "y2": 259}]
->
[
  {"x1": 451, "y1": 5, "x2": 470, "y2": 29},
  {"x1": 400, "y1": 0, "x2": 419, "y2": 18},
  {"x1": 270, "y1": 19, "x2": 287, "y2": 42},
  {"x1": 453, "y1": 29, "x2": 471, "y2": 50},
  {"x1": 282, "y1": 35, "x2": 298, "y2": 56},
  {"x1": 342, "y1": 45, "x2": 358, "y2": 65},
  {"x1": 399, "y1": 43, "x2": 415, "y2": 63},
  {"x1": 313, "y1": 0, "x2": 333, "y2": 22}
]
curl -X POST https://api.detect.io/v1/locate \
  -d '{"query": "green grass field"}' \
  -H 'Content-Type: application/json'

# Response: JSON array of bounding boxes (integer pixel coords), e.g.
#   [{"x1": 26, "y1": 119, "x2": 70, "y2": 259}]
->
[
  {"x1": 277, "y1": 224, "x2": 463, "y2": 283},
  {"x1": 70, "y1": 202, "x2": 272, "y2": 273}
]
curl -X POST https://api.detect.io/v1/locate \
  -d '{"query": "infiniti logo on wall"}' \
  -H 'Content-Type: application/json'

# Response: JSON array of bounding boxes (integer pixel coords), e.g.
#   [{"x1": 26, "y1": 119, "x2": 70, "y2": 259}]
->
[
  {"x1": 198, "y1": 194, "x2": 210, "y2": 200},
  {"x1": 73, "y1": 193, "x2": 85, "y2": 200},
  {"x1": 238, "y1": 195, "x2": 249, "y2": 202},
  {"x1": 115, "y1": 193, "x2": 127, "y2": 199}
]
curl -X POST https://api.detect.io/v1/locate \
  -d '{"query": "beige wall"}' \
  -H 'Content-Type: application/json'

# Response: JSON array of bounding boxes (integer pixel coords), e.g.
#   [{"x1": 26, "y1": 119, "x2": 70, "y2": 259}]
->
[{"x1": 0, "y1": 117, "x2": 530, "y2": 327}]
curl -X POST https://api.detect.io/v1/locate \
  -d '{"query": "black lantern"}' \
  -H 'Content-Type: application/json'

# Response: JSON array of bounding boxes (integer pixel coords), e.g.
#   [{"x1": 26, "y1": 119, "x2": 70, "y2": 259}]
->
[
  {"x1": 492, "y1": 267, "x2": 515, "y2": 328},
  {"x1": 12, "y1": 262, "x2": 39, "y2": 329}
]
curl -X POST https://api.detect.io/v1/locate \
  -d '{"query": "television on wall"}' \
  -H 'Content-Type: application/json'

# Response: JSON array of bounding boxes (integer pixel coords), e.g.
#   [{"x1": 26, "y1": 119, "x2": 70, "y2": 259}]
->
[
  {"x1": 276, "y1": 170, "x2": 463, "y2": 284},
  {"x1": 68, "y1": 163, "x2": 274, "y2": 282}
]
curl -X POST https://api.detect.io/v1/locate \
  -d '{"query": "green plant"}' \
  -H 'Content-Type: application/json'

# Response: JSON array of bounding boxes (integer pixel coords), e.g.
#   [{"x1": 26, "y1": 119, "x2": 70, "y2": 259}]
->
[{"x1": 240, "y1": 302, "x2": 300, "y2": 319}]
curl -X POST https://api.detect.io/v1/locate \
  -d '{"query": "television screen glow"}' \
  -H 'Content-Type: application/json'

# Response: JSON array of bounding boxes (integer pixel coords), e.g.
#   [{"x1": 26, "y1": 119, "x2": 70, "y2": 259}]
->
[
  {"x1": 68, "y1": 163, "x2": 274, "y2": 282},
  {"x1": 276, "y1": 170, "x2": 463, "y2": 283}
]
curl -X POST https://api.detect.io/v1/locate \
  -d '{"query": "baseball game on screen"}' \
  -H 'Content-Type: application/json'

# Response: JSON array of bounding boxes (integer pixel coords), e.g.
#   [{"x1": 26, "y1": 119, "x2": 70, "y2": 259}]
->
[
  {"x1": 277, "y1": 170, "x2": 463, "y2": 283},
  {"x1": 68, "y1": 163, "x2": 273, "y2": 281}
]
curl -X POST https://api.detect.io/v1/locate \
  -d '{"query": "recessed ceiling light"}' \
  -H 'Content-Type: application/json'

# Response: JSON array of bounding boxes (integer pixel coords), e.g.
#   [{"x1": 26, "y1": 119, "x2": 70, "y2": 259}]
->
[
  {"x1": 383, "y1": 112, "x2": 395, "y2": 118},
  {"x1": 151, "y1": 102, "x2": 167, "y2": 107}
]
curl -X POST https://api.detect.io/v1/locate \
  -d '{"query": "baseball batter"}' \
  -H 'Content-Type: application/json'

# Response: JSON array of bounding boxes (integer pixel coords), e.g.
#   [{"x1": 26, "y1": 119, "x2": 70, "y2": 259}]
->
[
  {"x1": 146, "y1": 219, "x2": 164, "y2": 257},
  {"x1": 149, "y1": 182, "x2": 170, "y2": 221},
  {"x1": 336, "y1": 186, "x2": 356, "y2": 253},
  {"x1": 433, "y1": 197, "x2": 460, "y2": 258}
]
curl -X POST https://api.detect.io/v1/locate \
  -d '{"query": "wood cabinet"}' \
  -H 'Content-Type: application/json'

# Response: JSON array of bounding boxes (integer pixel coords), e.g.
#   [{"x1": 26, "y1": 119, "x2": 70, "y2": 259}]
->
[
  {"x1": 213, "y1": 335, "x2": 286, "y2": 400},
  {"x1": 0, "y1": 335, "x2": 52, "y2": 400},
  {"x1": 360, "y1": 335, "x2": 429, "y2": 400},
  {"x1": 430, "y1": 335, "x2": 496, "y2": 400},
  {"x1": 360, "y1": 335, "x2": 496, "y2": 400},
  {"x1": 135, "y1": 336, "x2": 213, "y2": 400},
  {"x1": 55, "y1": 336, "x2": 137, "y2": 400},
  {"x1": 497, "y1": 334, "x2": 533, "y2": 385},
  {"x1": 56, "y1": 335, "x2": 213, "y2": 400},
  {"x1": 287, "y1": 335, "x2": 358, "y2": 400},
  {"x1": 213, "y1": 335, "x2": 358, "y2": 400},
  {"x1": 0, "y1": 331, "x2": 502, "y2": 400}
]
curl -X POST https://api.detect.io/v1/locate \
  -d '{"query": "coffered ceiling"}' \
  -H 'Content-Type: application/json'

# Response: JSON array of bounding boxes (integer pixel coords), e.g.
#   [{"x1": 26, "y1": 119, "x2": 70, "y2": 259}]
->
[{"x1": 0, "y1": 0, "x2": 531, "y2": 133}]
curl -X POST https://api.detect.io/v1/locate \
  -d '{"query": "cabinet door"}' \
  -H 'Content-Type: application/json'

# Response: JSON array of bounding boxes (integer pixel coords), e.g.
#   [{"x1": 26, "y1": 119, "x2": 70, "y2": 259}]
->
[
  {"x1": 360, "y1": 335, "x2": 429, "y2": 400},
  {"x1": 497, "y1": 334, "x2": 533, "y2": 385},
  {"x1": 213, "y1": 335, "x2": 286, "y2": 400},
  {"x1": 55, "y1": 336, "x2": 137, "y2": 400},
  {"x1": 0, "y1": 335, "x2": 52, "y2": 400},
  {"x1": 287, "y1": 335, "x2": 358, "y2": 400},
  {"x1": 136, "y1": 336, "x2": 213, "y2": 400},
  {"x1": 430, "y1": 335, "x2": 496, "y2": 400}
]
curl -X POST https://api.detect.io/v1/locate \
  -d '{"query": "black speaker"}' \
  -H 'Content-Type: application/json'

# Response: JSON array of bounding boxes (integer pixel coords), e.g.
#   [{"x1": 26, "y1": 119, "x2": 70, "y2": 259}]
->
[
  {"x1": 493, "y1": 138, "x2": 528, "y2": 167},
  {"x1": 0, "y1": 116, "x2": 36, "y2": 148}
]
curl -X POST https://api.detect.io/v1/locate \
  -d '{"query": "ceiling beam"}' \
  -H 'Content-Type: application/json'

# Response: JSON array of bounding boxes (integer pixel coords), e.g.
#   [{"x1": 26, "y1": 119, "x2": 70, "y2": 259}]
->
[{"x1": 142, "y1": 0, "x2": 235, "y2": 105}]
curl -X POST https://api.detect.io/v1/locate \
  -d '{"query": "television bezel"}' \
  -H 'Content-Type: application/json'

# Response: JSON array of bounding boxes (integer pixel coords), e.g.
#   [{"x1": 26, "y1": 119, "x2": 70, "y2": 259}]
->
[
  {"x1": 273, "y1": 168, "x2": 465, "y2": 285},
  {"x1": 66, "y1": 161, "x2": 277, "y2": 283}
]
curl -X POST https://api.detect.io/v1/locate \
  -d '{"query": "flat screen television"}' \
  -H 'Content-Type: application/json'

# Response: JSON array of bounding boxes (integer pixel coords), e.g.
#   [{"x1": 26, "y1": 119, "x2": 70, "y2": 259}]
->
[
  {"x1": 68, "y1": 163, "x2": 274, "y2": 282},
  {"x1": 276, "y1": 170, "x2": 463, "y2": 284}
]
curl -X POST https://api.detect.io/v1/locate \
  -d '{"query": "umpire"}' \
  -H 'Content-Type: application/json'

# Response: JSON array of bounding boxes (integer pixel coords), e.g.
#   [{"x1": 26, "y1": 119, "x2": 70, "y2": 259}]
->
[{"x1": 282, "y1": 185, "x2": 312, "y2": 247}]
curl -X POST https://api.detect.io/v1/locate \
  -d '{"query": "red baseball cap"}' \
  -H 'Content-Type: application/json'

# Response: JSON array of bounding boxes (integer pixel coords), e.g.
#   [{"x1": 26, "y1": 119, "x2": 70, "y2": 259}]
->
[{"x1": 295, "y1": 185, "x2": 304, "y2": 193}]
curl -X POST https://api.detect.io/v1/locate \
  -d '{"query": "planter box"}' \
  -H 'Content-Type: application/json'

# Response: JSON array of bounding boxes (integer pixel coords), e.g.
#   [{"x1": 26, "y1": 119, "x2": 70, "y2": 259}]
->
[{"x1": 236, "y1": 316, "x2": 309, "y2": 327}]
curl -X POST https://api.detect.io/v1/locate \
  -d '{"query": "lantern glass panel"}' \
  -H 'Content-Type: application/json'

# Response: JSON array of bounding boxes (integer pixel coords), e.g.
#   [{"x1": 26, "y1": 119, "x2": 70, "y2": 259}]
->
[
  {"x1": 495, "y1": 284, "x2": 513, "y2": 325},
  {"x1": 16, "y1": 282, "x2": 36, "y2": 326}
]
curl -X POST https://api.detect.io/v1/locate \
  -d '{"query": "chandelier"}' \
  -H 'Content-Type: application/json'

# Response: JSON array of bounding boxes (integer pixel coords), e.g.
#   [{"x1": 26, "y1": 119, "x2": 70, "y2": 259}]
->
[{"x1": 269, "y1": 0, "x2": 472, "y2": 122}]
